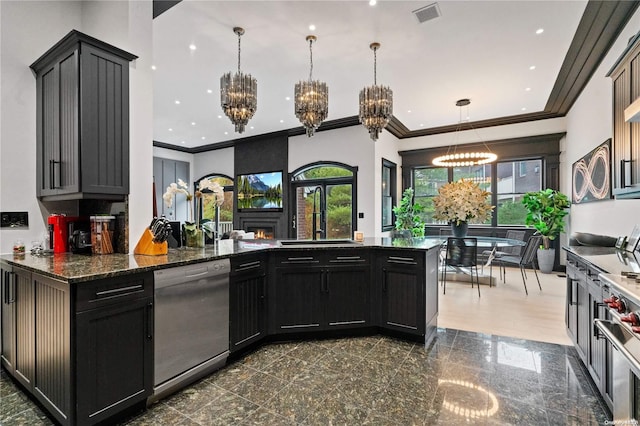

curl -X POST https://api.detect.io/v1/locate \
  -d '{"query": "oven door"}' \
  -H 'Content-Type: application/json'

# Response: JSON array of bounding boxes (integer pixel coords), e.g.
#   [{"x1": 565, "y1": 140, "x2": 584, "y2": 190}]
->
[{"x1": 595, "y1": 319, "x2": 640, "y2": 421}]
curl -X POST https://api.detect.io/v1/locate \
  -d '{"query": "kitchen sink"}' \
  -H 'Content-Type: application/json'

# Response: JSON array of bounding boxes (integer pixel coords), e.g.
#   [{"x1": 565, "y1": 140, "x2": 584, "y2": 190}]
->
[{"x1": 277, "y1": 239, "x2": 362, "y2": 247}]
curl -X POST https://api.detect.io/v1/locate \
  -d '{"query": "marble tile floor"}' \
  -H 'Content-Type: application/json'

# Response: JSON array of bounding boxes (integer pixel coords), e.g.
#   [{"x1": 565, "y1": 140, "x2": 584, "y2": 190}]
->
[{"x1": 0, "y1": 330, "x2": 611, "y2": 425}]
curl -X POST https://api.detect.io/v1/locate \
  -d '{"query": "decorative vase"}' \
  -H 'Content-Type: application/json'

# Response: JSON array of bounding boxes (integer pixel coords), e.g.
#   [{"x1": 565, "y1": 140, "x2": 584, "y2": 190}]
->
[
  {"x1": 451, "y1": 221, "x2": 468, "y2": 238},
  {"x1": 185, "y1": 229, "x2": 204, "y2": 248},
  {"x1": 537, "y1": 248, "x2": 555, "y2": 273}
]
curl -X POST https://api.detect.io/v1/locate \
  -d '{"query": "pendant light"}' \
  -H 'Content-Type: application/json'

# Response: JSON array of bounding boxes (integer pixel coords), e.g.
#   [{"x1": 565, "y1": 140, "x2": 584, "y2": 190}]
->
[
  {"x1": 432, "y1": 99, "x2": 497, "y2": 167},
  {"x1": 359, "y1": 42, "x2": 393, "y2": 141},
  {"x1": 294, "y1": 35, "x2": 329, "y2": 137},
  {"x1": 220, "y1": 27, "x2": 257, "y2": 134}
]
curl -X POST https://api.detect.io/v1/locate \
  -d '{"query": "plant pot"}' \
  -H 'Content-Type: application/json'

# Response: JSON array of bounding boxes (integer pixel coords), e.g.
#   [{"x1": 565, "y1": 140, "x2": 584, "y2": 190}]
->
[
  {"x1": 451, "y1": 221, "x2": 468, "y2": 238},
  {"x1": 537, "y1": 248, "x2": 555, "y2": 273}
]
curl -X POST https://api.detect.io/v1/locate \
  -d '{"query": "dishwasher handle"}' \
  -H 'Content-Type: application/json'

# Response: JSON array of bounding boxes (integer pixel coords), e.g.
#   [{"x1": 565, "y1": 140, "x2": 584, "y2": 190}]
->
[{"x1": 595, "y1": 319, "x2": 640, "y2": 376}]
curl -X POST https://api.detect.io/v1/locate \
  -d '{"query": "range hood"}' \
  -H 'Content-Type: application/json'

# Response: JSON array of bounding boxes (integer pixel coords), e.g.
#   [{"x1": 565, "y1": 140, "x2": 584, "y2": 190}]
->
[{"x1": 625, "y1": 97, "x2": 640, "y2": 122}]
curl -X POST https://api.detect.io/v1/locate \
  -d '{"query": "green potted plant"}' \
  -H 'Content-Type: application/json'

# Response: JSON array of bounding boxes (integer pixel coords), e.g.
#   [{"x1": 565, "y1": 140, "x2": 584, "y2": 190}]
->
[
  {"x1": 392, "y1": 188, "x2": 425, "y2": 237},
  {"x1": 522, "y1": 188, "x2": 570, "y2": 273},
  {"x1": 432, "y1": 179, "x2": 494, "y2": 237}
]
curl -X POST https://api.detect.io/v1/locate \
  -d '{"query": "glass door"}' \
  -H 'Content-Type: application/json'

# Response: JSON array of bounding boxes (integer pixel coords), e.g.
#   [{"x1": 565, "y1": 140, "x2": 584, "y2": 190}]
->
[{"x1": 292, "y1": 183, "x2": 353, "y2": 240}]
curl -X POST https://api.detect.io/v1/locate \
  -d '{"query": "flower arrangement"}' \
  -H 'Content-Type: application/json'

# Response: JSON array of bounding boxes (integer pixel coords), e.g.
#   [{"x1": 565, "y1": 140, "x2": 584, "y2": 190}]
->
[
  {"x1": 433, "y1": 179, "x2": 494, "y2": 225},
  {"x1": 163, "y1": 179, "x2": 194, "y2": 222}
]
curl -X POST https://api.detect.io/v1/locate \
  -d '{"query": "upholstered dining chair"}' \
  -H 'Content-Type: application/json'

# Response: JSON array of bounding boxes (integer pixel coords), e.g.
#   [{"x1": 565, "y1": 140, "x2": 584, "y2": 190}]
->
[
  {"x1": 442, "y1": 237, "x2": 480, "y2": 297},
  {"x1": 496, "y1": 234, "x2": 543, "y2": 295}
]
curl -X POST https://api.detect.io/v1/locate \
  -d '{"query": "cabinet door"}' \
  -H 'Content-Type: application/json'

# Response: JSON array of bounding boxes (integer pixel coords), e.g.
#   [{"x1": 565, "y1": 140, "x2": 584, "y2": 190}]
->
[
  {"x1": 613, "y1": 68, "x2": 630, "y2": 192},
  {"x1": 272, "y1": 267, "x2": 323, "y2": 332},
  {"x1": 325, "y1": 265, "x2": 370, "y2": 328},
  {"x1": 565, "y1": 278, "x2": 578, "y2": 343},
  {"x1": 576, "y1": 279, "x2": 589, "y2": 361},
  {"x1": 1, "y1": 262, "x2": 15, "y2": 373},
  {"x1": 588, "y1": 278, "x2": 606, "y2": 388},
  {"x1": 13, "y1": 267, "x2": 35, "y2": 391},
  {"x1": 76, "y1": 297, "x2": 153, "y2": 424},
  {"x1": 379, "y1": 260, "x2": 425, "y2": 336},
  {"x1": 230, "y1": 258, "x2": 266, "y2": 352}
]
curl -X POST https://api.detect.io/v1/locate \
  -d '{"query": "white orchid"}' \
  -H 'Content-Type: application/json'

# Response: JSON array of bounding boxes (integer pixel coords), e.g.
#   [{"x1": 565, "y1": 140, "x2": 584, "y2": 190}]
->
[
  {"x1": 198, "y1": 178, "x2": 225, "y2": 207},
  {"x1": 163, "y1": 179, "x2": 192, "y2": 208}
]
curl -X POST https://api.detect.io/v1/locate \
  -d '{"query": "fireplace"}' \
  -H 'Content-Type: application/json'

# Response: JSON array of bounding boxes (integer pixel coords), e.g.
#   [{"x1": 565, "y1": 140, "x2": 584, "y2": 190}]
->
[
  {"x1": 239, "y1": 217, "x2": 281, "y2": 240},
  {"x1": 246, "y1": 226, "x2": 275, "y2": 240}
]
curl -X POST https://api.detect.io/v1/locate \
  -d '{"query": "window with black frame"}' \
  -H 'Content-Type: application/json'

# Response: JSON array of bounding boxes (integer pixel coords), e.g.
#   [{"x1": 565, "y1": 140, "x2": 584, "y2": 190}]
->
[
  {"x1": 413, "y1": 167, "x2": 448, "y2": 224},
  {"x1": 381, "y1": 159, "x2": 397, "y2": 231},
  {"x1": 496, "y1": 159, "x2": 542, "y2": 225}
]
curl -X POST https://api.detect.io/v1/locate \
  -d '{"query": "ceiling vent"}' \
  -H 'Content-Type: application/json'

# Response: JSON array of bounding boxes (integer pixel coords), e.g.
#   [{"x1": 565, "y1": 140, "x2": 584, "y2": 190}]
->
[{"x1": 413, "y1": 2, "x2": 441, "y2": 24}]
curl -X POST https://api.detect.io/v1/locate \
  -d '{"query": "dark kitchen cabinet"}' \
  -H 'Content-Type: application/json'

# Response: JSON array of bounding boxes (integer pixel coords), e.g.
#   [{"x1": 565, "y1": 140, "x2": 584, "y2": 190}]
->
[
  {"x1": 608, "y1": 33, "x2": 640, "y2": 198},
  {"x1": 376, "y1": 250, "x2": 426, "y2": 338},
  {"x1": 565, "y1": 252, "x2": 613, "y2": 412},
  {"x1": 1, "y1": 263, "x2": 35, "y2": 390},
  {"x1": 230, "y1": 255, "x2": 267, "y2": 353},
  {"x1": 75, "y1": 273, "x2": 153, "y2": 425},
  {"x1": 269, "y1": 250, "x2": 371, "y2": 334},
  {"x1": 30, "y1": 30, "x2": 137, "y2": 201}
]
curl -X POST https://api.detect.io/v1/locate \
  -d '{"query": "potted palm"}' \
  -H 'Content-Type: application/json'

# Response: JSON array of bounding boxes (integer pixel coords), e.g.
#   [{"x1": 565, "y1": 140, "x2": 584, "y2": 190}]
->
[
  {"x1": 522, "y1": 188, "x2": 570, "y2": 273},
  {"x1": 392, "y1": 188, "x2": 425, "y2": 237}
]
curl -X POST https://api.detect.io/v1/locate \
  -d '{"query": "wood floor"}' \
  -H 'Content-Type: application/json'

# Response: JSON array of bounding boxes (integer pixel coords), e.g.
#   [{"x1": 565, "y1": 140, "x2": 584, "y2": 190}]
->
[{"x1": 438, "y1": 266, "x2": 572, "y2": 346}]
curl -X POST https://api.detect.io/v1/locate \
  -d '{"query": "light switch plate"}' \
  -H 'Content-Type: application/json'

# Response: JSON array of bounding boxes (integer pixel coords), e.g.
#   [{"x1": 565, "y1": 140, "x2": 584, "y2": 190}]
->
[{"x1": 1, "y1": 211, "x2": 29, "y2": 228}]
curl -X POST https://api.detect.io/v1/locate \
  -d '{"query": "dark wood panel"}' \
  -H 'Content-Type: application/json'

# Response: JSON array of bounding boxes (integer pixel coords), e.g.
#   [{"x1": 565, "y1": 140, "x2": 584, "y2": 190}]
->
[
  {"x1": 1, "y1": 263, "x2": 15, "y2": 373},
  {"x1": 272, "y1": 267, "x2": 323, "y2": 331},
  {"x1": 613, "y1": 71, "x2": 628, "y2": 189},
  {"x1": 33, "y1": 274, "x2": 70, "y2": 425},
  {"x1": 325, "y1": 266, "x2": 370, "y2": 327},
  {"x1": 59, "y1": 50, "x2": 79, "y2": 192},
  {"x1": 382, "y1": 269, "x2": 420, "y2": 332},
  {"x1": 230, "y1": 274, "x2": 265, "y2": 350},
  {"x1": 14, "y1": 267, "x2": 35, "y2": 390}
]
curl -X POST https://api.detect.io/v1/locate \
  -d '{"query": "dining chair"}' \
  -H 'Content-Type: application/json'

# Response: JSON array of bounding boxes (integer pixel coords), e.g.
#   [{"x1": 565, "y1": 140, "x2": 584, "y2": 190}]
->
[
  {"x1": 483, "y1": 230, "x2": 527, "y2": 282},
  {"x1": 496, "y1": 235, "x2": 543, "y2": 295},
  {"x1": 442, "y1": 237, "x2": 480, "y2": 297}
]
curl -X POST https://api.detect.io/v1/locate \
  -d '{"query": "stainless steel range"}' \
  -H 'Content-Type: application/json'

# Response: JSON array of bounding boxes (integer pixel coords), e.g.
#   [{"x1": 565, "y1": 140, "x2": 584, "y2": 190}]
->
[{"x1": 596, "y1": 271, "x2": 640, "y2": 423}]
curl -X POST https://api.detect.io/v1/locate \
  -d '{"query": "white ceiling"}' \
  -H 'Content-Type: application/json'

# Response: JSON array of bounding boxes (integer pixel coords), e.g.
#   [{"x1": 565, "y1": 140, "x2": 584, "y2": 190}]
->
[{"x1": 152, "y1": 0, "x2": 588, "y2": 149}]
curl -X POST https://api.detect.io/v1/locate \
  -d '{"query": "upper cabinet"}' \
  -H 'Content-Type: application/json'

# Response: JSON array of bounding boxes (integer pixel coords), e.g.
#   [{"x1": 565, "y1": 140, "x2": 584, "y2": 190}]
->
[
  {"x1": 608, "y1": 31, "x2": 640, "y2": 199},
  {"x1": 30, "y1": 30, "x2": 137, "y2": 201}
]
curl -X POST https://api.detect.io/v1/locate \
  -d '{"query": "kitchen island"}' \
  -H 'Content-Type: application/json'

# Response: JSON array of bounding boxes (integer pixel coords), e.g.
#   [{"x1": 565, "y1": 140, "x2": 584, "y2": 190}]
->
[{"x1": 0, "y1": 237, "x2": 442, "y2": 426}]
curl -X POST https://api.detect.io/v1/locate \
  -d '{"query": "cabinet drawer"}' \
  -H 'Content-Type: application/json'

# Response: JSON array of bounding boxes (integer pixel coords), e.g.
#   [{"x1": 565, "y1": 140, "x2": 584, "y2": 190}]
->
[
  {"x1": 326, "y1": 250, "x2": 369, "y2": 265},
  {"x1": 231, "y1": 255, "x2": 266, "y2": 279},
  {"x1": 274, "y1": 251, "x2": 322, "y2": 265},
  {"x1": 76, "y1": 272, "x2": 153, "y2": 312},
  {"x1": 378, "y1": 250, "x2": 423, "y2": 267}
]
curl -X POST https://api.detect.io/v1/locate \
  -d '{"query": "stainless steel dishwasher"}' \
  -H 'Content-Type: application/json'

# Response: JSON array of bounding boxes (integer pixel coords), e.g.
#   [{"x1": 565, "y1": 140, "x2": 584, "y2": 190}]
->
[{"x1": 152, "y1": 259, "x2": 229, "y2": 401}]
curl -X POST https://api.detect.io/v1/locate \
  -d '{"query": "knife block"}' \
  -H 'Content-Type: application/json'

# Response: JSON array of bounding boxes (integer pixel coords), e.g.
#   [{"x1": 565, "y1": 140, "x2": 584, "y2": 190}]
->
[{"x1": 134, "y1": 228, "x2": 168, "y2": 256}]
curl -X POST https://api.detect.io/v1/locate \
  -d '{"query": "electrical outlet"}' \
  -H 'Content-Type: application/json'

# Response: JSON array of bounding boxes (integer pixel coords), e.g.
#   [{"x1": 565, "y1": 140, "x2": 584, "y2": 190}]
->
[
  {"x1": 358, "y1": 212, "x2": 364, "y2": 219},
  {"x1": 1, "y1": 211, "x2": 29, "y2": 228}
]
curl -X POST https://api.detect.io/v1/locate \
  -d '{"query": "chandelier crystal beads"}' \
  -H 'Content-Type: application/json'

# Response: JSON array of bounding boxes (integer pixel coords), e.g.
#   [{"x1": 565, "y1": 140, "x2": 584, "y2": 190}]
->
[
  {"x1": 295, "y1": 35, "x2": 329, "y2": 137},
  {"x1": 359, "y1": 42, "x2": 393, "y2": 141},
  {"x1": 220, "y1": 27, "x2": 257, "y2": 134}
]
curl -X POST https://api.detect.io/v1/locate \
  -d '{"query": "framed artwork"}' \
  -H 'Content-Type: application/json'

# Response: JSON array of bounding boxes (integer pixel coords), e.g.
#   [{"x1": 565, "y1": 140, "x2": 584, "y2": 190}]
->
[
  {"x1": 627, "y1": 225, "x2": 640, "y2": 253},
  {"x1": 572, "y1": 139, "x2": 612, "y2": 204}
]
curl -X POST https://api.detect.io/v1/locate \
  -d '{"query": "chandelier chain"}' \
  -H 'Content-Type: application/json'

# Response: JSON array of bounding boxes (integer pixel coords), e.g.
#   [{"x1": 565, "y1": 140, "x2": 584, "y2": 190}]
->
[
  {"x1": 237, "y1": 31, "x2": 241, "y2": 73},
  {"x1": 308, "y1": 38, "x2": 314, "y2": 81},
  {"x1": 373, "y1": 47, "x2": 377, "y2": 85}
]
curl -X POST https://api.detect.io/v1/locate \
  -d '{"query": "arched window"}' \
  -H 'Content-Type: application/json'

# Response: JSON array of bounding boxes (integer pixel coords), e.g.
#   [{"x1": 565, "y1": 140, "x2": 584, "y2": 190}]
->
[
  {"x1": 194, "y1": 174, "x2": 234, "y2": 237},
  {"x1": 290, "y1": 162, "x2": 357, "y2": 240}
]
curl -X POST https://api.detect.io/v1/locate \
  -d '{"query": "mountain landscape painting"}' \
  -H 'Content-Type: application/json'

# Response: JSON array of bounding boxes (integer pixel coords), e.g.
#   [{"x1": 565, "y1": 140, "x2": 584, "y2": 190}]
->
[{"x1": 237, "y1": 171, "x2": 283, "y2": 210}]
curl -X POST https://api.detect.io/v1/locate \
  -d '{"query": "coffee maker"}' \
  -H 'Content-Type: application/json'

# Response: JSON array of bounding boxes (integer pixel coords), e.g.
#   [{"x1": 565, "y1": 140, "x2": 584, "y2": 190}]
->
[{"x1": 48, "y1": 214, "x2": 88, "y2": 253}]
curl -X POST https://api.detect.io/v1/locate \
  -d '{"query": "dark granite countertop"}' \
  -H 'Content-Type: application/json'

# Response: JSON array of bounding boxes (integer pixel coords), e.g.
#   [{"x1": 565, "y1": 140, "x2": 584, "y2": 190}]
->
[
  {"x1": 563, "y1": 245, "x2": 640, "y2": 275},
  {"x1": 0, "y1": 237, "x2": 444, "y2": 284}
]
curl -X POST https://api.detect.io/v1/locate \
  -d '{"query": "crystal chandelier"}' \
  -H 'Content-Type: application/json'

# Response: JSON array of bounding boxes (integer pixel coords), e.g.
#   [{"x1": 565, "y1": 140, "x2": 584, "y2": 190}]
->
[
  {"x1": 432, "y1": 99, "x2": 497, "y2": 167},
  {"x1": 295, "y1": 35, "x2": 329, "y2": 137},
  {"x1": 359, "y1": 42, "x2": 393, "y2": 141},
  {"x1": 220, "y1": 27, "x2": 257, "y2": 134}
]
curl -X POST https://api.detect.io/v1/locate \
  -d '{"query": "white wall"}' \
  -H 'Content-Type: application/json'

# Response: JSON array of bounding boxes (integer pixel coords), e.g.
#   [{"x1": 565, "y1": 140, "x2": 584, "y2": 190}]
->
[
  {"x1": 0, "y1": 0, "x2": 153, "y2": 254},
  {"x1": 0, "y1": 1, "x2": 81, "y2": 253},
  {"x1": 193, "y1": 146, "x2": 234, "y2": 181},
  {"x1": 289, "y1": 126, "x2": 377, "y2": 237},
  {"x1": 564, "y1": 9, "x2": 640, "y2": 238}
]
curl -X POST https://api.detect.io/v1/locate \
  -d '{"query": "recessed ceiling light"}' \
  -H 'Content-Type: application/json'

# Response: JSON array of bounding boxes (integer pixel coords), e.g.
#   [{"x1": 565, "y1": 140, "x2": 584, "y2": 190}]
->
[
  {"x1": 407, "y1": 110, "x2": 412, "y2": 113},
  {"x1": 521, "y1": 107, "x2": 527, "y2": 111},
  {"x1": 250, "y1": 126, "x2": 254, "y2": 130},
  {"x1": 191, "y1": 122, "x2": 196, "y2": 126},
  {"x1": 309, "y1": 24, "x2": 316, "y2": 31},
  {"x1": 181, "y1": 141, "x2": 186, "y2": 144},
  {"x1": 207, "y1": 89, "x2": 213, "y2": 94},
  {"x1": 536, "y1": 28, "x2": 544, "y2": 35},
  {"x1": 280, "y1": 119, "x2": 284, "y2": 123},
  {"x1": 525, "y1": 87, "x2": 531, "y2": 91},
  {"x1": 369, "y1": 0, "x2": 377, "y2": 5},
  {"x1": 529, "y1": 65, "x2": 536, "y2": 70},
  {"x1": 285, "y1": 97, "x2": 291, "y2": 101},
  {"x1": 224, "y1": 131, "x2": 228, "y2": 135},
  {"x1": 189, "y1": 44, "x2": 196, "y2": 51},
  {"x1": 217, "y1": 115, "x2": 222, "y2": 119},
  {"x1": 168, "y1": 128, "x2": 173, "y2": 132},
  {"x1": 175, "y1": 100, "x2": 181, "y2": 104},
  {"x1": 201, "y1": 136, "x2": 206, "y2": 140},
  {"x1": 151, "y1": 65, "x2": 156, "y2": 70}
]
